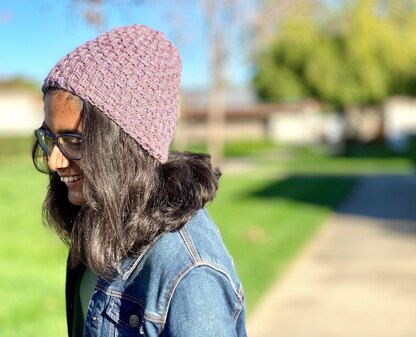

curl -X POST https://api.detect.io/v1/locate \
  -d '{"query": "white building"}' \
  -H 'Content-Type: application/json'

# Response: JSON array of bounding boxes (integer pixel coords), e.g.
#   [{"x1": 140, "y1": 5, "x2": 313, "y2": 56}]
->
[
  {"x1": 0, "y1": 90, "x2": 43, "y2": 136},
  {"x1": 384, "y1": 96, "x2": 416, "y2": 151}
]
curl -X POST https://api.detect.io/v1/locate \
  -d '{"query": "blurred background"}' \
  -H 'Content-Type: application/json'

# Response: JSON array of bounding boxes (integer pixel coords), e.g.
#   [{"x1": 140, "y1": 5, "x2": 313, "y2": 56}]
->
[{"x1": 1, "y1": 1, "x2": 416, "y2": 336}]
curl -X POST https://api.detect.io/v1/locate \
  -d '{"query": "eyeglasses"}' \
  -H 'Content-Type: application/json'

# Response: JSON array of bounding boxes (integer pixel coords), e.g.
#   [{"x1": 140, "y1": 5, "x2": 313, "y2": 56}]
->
[{"x1": 34, "y1": 128, "x2": 83, "y2": 161}]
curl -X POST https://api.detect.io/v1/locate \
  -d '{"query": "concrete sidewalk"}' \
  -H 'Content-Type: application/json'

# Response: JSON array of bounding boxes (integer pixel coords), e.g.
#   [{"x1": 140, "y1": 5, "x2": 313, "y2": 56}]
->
[{"x1": 247, "y1": 175, "x2": 416, "y2": 337}]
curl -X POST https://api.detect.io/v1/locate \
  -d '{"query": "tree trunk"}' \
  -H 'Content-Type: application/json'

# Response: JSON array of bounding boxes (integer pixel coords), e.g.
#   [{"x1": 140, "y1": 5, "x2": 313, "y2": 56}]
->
[
  {"x1": 207, "y1": 69, "x2": 226, "y2": 166},
  {"x1": 204, "y1": 0, "x2": 227, "y2": 167}
]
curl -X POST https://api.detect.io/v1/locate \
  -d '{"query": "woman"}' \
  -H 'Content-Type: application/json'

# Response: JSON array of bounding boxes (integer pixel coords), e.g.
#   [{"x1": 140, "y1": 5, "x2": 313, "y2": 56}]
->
[{"x1": 32, "y1": 25, "x2": 247, "y2": 337}]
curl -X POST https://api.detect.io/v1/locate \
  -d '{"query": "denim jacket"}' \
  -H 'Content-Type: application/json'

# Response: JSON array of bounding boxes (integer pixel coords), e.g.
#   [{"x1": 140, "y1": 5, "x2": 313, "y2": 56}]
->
[{"x1": 66, "y1": 209, "x2": 247, "y2": 337}]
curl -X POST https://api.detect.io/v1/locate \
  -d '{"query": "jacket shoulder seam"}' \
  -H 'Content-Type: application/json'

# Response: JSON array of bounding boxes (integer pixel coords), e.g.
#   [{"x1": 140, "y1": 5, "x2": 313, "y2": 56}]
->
[
  {"x1": 161, "y1": 262, "x2": 243, "y2": 324},
  {"x1": 179, "y1": 226, "x2": 200, "y2": 264}
]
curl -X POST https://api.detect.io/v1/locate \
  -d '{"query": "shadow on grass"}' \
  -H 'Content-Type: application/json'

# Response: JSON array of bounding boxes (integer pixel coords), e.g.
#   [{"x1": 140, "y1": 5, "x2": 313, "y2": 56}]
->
[
  {"x1": 250, "y1": 173, "x2": 416, "y2": 235},
  {"x1": 340, "y1": 139, "x2": 416, "y2": 163},
  {"x1": 250, "y1": 174, "x2": 358, "y2": 210}
]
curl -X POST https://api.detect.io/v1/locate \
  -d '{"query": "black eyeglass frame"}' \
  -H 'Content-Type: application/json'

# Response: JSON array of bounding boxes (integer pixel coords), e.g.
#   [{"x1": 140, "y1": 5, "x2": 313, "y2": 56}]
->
[{"x1": 34, "y1": 127, "x2": 83, "y2": 161}]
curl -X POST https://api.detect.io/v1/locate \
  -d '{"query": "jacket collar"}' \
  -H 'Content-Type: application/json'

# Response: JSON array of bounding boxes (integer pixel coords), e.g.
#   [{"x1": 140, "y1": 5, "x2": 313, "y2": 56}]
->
[{"x1": 114, "y1": 233, "x2": 164, "y2": 280}]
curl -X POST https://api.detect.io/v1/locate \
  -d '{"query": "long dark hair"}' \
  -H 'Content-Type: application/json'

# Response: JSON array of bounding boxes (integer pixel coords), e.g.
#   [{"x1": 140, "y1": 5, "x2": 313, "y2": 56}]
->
[{"x1": 33, "y1": 92, "x2": 221, "y2": 278}]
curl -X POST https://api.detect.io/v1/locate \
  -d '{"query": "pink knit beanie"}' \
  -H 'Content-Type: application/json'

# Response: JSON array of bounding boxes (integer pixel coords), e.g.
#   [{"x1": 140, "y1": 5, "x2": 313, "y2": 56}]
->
[{"x1": 42, "y1": 24, "x2": 182, "y2": 163}]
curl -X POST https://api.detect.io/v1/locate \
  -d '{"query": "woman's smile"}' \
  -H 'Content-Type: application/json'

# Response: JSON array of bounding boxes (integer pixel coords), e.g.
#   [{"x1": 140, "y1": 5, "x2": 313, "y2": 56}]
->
[
  {"x1": 59, "y1": 173, "x2": 84, "y2": 204},
  {"x1": 44, "y1": 90, "x2": 85, "y2": 206},
  {"x1": 60, "y1": 174, "x2": 83, "y2": 183}
]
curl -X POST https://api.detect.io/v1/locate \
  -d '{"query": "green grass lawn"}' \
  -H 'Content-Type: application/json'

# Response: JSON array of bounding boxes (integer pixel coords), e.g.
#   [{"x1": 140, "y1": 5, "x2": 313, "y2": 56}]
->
[
  {"x1": 0, "y1": 159, "x2": 67, "y2": 337},
  {"x1": 0, "y1": 137, "x2": 413, "y2": 337}
]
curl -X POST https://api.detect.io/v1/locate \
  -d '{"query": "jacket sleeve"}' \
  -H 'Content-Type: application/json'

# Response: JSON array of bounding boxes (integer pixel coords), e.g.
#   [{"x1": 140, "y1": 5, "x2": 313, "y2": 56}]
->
[{"x1": 163, "y1": 265, "x2": 244, "y2": 337}]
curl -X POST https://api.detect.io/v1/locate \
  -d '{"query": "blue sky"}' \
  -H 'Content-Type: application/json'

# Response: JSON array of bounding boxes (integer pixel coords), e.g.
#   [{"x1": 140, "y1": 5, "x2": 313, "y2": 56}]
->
[{"x1": 0, "y1": 1, "x2": 251, "y2": 89}]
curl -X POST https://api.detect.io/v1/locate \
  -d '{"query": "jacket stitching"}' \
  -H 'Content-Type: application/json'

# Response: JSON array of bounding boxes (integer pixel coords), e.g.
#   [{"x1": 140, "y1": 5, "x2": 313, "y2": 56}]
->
[
  {"x1": 231, "y1": 304, "x2": 242, "y2": 326},
  {"x1": 160, "y1": 263, "x2": 196, "y2": 323},
  {"x1": 232, "y1": 285, "x2": 245, "y2": 326},
  {"x1": 143, "y1": 313, "x2": 165, "y2": 324},
  {"x1": 198, "y1": 260, "x2": 243, "y2": 303},
  {"x1": 121, "y1": 233, "x2": 164, "y2": 280},
  {"x1": 96, "y1": 283, "x2": 144, "y2": 307},
  {"x1": 161, "y1": 261, "x2": 244, "y2": 325},
  {"x1": 178, "y1": 220, "x2": 242, "y2": 302},
  {"x1": 108, "y1": 314, "x2": 114, "y2": 337},
  {"x1": 96, "y1": 284, "x2": 165, "y2": 325},
  {"x1": 179, "y1": 227, "x2": 200, "y2": 263}
]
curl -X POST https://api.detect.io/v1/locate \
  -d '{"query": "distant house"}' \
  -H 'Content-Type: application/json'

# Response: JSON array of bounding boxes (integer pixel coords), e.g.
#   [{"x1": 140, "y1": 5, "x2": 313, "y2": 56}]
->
[
  {"x1": 177, "y1": 87, "x2": 323, "y2": 145},
  {"x1": 384, "y1": 96, "x2": 416, "y2": 150},
  {"x1": 0, "y1": 90, "x2": 43, "y2": 136}
]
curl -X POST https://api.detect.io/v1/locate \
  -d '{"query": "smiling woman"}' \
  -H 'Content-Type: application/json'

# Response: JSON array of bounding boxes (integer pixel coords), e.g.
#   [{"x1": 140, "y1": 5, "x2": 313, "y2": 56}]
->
[{"x1": 31, "y1": 24, "x2": 247, "y2": 337}]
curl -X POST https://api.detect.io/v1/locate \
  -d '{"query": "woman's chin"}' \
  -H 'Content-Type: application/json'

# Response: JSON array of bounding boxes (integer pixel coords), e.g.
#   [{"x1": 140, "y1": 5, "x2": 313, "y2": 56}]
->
[{"x1": 68, "y1": 190, "x2": 85, "y2": 206}]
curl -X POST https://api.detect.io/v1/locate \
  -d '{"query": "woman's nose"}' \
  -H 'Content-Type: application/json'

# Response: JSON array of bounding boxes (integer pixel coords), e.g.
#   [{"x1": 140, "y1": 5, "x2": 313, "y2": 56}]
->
[{"x1": 48, "y1": 145, "x2": 70, "y2": 171}]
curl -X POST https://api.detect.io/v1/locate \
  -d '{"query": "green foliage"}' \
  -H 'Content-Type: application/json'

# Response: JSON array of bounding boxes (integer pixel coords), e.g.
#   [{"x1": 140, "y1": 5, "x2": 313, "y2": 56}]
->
[{"x1": 254, "y1": 0, "x2": 416, "y2": 108}]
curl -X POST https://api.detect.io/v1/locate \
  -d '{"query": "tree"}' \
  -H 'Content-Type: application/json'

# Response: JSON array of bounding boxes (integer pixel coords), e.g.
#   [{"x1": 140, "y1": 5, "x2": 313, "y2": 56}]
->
[{"x1": 254, "y1": 0, "x2": 416, "y2": 110}]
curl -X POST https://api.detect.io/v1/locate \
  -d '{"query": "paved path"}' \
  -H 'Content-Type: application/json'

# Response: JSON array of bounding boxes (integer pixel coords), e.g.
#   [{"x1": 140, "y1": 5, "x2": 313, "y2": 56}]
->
[{"x1": 247, "y1": 174, "x2": 416, "y2": 337}]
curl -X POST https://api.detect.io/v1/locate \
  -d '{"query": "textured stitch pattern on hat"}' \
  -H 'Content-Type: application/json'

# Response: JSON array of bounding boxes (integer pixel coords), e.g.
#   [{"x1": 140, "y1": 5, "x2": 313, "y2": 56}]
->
[{"x1": 42, "y1": 24, "x2": 182, "y2": 163}]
